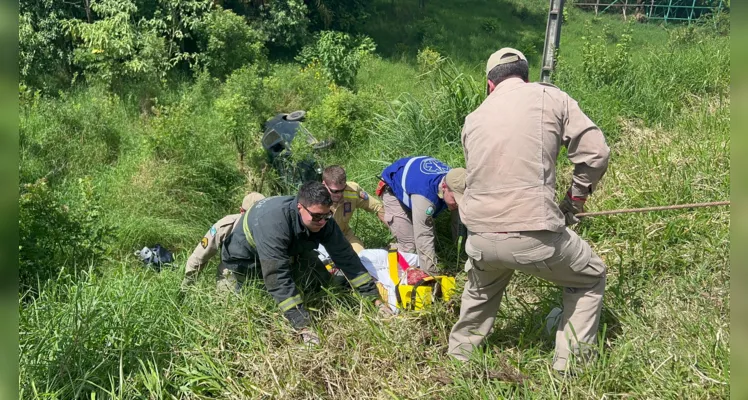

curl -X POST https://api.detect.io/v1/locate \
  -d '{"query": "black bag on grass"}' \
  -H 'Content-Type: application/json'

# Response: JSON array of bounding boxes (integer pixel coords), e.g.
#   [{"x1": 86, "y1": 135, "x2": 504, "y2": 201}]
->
[{"x1": 134, "y1": 244, "x2": 174, "y2": 272}]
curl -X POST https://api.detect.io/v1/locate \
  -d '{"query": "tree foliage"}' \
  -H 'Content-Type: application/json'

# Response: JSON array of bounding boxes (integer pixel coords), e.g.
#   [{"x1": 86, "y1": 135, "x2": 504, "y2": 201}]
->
[
  {"x1": 18, "y1": 0, "x2": 316, "y2": 91},
  {"x1": 296, "y1": 30, "x2": 375, "y2": 88},
  {"x1": 215, "y1": 65, "x2": 270, "y2": 173},
  {"x1": 64, "y1": 0, "x2": 170, "y2": 88}
]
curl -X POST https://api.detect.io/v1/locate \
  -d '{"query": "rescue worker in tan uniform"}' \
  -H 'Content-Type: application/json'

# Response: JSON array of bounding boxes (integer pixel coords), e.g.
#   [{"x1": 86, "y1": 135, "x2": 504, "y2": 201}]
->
[
  {"x1": 448, "y1": 48, "x2": 610, "y2": 374},
  {"x1": 322, "y1": 165, "x2": 386, "y2": 254},
  {"x1": 180, "y1": 192, "x2": 265, "y2": 293}
]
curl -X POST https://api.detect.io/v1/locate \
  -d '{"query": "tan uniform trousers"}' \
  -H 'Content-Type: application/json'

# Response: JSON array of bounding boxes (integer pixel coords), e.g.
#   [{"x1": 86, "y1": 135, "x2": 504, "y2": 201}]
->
[
  {"x1": 381, "y1": 191, "x2": 440, "y2": 274},
  {"x1": 181, "y1": 217, "x2": 247, "y2": 294},
  {"x1": 448, "y1": 228, "x2": 606, "y2": 371}
]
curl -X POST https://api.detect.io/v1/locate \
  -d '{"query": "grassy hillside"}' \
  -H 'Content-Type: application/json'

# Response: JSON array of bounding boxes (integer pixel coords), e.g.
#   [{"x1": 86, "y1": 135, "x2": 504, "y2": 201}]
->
[{"x1": 19, "y1": 0, "x2": 730, "y2": 398}]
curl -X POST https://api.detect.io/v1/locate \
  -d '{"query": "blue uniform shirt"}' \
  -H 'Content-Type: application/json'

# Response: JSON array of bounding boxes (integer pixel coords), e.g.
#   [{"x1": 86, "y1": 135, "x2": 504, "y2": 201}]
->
[{"x1": 381, "y1": 156, "x2": 450, "y2": 216}]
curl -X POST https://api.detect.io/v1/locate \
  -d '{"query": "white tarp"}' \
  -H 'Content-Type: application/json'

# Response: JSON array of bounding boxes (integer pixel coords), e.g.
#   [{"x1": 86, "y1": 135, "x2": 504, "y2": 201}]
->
[{"x1": 317, "y1": 245, "x2": 419, "y2": 312}]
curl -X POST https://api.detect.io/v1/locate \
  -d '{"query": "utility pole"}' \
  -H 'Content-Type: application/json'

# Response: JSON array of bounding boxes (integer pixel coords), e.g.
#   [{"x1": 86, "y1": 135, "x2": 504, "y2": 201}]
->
[{"x1": 540, "y1": 0, "x2": 565, "y2": 83}]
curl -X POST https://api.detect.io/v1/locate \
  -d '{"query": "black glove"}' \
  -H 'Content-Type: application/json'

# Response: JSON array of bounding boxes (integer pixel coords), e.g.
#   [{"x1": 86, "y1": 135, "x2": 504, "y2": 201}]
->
[
  {"x1": 284, "y1": 306, "x2": 311, "y2": 330},
  {"x1": 559, "y1": 191, "x2": 586, "y2": 226}
]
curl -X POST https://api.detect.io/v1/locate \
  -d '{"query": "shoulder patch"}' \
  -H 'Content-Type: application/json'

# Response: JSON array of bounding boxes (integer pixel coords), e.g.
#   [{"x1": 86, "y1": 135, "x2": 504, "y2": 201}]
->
[
  {"x1": 425, "y1": 206, "x2": 435, "y2": 216},
  {"x1": 209, "y1": 226, "x2": 217, "y2": 237},
  {"x1": 359, "y1": 190, "x2": 369, "y2": 201},
  {"x1": 419, "y1": 158, "x2": 450, "y2": 175},
  {"x1": 200, "y1": 237, "x2": 209, "y2": 249}
]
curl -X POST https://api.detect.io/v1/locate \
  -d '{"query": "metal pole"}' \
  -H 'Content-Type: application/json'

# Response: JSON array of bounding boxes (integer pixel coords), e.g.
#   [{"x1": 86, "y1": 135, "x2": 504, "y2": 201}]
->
[
  {"x1": 540, "y1": 0, "x2": 565, "y2": 83},
  {"x1": 689, "y1": 0, "x2": 697, "y2": 23}
]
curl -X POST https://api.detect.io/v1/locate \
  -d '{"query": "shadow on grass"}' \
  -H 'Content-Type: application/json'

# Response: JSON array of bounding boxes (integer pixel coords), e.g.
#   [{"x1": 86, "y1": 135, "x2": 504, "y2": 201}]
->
[
  {"x1": 360, "y1": 0, "x2": 549, "y2": 67},
  {"x1": 481, "y1": 283, "x2": 624, "y2": 358}
]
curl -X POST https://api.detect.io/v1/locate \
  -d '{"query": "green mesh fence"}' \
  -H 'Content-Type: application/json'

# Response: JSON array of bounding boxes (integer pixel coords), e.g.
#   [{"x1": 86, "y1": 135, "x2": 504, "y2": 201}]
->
[{"x1": 574, "y1": 0, "x2": 727, "y2": 23}]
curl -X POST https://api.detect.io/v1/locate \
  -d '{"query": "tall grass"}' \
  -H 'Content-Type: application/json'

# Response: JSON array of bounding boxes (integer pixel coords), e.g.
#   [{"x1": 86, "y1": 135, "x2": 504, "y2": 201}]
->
[{"x1": 19, "y1": 0, "x2": 729, "y2": 398}]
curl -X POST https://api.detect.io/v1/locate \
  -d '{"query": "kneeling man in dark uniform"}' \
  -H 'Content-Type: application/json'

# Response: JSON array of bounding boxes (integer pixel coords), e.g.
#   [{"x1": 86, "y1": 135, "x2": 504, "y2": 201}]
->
[{"x1": 221, "y1": 181, "x2": 390, "y2": 344}]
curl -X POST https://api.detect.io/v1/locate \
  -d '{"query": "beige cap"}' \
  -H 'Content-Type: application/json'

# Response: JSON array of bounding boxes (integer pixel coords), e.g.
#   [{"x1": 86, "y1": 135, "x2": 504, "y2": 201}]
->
[
  {"x1": 486, "y1": 47, "x2": 527, "y2": 75},
  {"x1": 445, "y1": 168, "x2": 466, "y2": 204},
  {"x1": 241, "y1": 192, "x2": 265, "y2": 212}
]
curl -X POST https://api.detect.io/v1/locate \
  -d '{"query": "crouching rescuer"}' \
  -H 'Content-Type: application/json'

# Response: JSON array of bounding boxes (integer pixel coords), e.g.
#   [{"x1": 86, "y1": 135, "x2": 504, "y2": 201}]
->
[
  {"x1": 181, "y1": 192, "x2": 266, "y2": 292},
  {"x1": 448, "y1": 47, "x2": 610, "y2": 373},
  {"x1": 377, "y1": 156, "x2": 464, "y2": 275},
  {"x1": 220, "y1": 181, "x2": 391, "y2": 344}
]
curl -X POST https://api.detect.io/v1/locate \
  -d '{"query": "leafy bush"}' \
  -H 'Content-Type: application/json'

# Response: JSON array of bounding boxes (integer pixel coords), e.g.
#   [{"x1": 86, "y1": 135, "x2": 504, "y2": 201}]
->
[
  {"x1": 196, "y1": 8, "x2": 268, "y2": 79},
  {"x1": 296, "y1": 31, "x2": 376, "y2": 88},
  {"x1": 306, "y1": 85, "x2": 379, "y2": 146},
  {"x1": 414, "y1": 17, "x2": 447, "y2": 50},
  {"x1": 260, "y1": 63, "x2": 334, "y2": 113},
  {"x1": 580, "y1": 21, "x2": 633, "y2": 86},
  {"x1": 19, "y1": 177, "x2": 112, "y2": 294},
  {"x1": 416, "y1": 47, "x2": 444, "y2": 74}
]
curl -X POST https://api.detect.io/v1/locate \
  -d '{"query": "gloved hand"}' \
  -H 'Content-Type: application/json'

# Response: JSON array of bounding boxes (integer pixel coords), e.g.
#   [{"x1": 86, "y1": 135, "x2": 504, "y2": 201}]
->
[
  {"x1": 559, "y1": 191, "x2": 586, "y2": 226},
  {"x1": 299, "y1": 327, "x2": 320, "y2": 346},
  {"x1": 375, "y1": 299, "x2": 395, "y2": 318}
]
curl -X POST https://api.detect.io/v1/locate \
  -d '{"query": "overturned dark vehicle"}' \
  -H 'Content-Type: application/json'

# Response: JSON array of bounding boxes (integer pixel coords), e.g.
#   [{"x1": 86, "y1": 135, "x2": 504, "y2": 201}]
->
[{"x1": 261, "y1": 110, "x2": 334, "y2": 189}]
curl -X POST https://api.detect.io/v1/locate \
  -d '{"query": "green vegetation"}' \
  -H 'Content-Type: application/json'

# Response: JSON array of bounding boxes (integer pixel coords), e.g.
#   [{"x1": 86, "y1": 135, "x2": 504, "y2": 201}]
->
[{"x1": 19, "y1": 0, "x2": 729, "y2": 398}]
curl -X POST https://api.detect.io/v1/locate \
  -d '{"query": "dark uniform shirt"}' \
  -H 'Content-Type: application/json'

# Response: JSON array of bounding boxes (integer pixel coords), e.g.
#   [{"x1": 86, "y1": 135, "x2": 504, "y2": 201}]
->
[{"x1": 221, "y1": 195, "x2": 378, "y2": 328}]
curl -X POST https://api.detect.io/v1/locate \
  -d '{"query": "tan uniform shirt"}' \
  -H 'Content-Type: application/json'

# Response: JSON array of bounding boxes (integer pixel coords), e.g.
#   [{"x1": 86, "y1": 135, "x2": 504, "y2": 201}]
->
[
  {"x1": 331, "y1": 181, "x2": 384, "y2": 242},
  {"x1": 460, "y1": 78, "x2": 610, "y2": 233},
  {"x1": 184, "y1": 214, "x2": 241, "y2": 280}
]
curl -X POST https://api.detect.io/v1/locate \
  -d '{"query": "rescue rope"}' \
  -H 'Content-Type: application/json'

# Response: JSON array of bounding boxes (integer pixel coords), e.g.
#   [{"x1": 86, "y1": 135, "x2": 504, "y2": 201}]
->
[{"x1": 576, "y1": 201, "x2": 730, "y2": 218}]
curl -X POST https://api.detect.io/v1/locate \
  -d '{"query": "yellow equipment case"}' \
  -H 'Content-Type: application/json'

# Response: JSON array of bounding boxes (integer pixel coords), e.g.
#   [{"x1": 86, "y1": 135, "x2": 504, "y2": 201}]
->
[{"x1": 386, "y1": 247, "x2": 456, "y2": 310}]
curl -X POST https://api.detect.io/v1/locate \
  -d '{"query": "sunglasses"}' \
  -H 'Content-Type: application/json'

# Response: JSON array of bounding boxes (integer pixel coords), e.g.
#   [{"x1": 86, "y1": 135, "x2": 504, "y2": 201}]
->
[
  {"x1": 300, "y1": 203, "x2": 333, "y2": 222},
  {"x1": 324, "y1": 182, "x2": 345, "y2": 194}
]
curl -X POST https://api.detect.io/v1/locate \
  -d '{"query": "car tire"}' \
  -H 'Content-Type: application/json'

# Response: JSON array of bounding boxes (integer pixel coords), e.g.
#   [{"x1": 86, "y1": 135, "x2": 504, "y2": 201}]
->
[{"x1": 285, "y1": 110, "x2": 307, "y2": 121}]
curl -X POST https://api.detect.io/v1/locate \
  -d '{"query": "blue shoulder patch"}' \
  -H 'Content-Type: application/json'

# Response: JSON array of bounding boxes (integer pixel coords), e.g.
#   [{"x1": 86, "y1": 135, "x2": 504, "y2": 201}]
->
[
  {"x1": 419, "y1": 158, "x2": 449, "y2": 175},
  {"x1": 209, "y1": 226, "x2": 217, "y2": 237}
]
